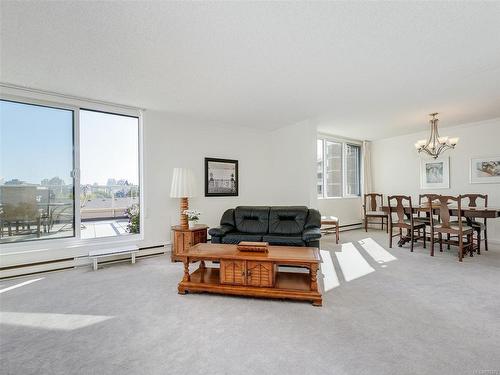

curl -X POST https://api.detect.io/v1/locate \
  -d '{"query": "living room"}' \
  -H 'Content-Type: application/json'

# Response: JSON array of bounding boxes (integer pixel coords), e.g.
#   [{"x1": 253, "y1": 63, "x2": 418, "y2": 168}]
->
[{"x1": 1, "y1": 1, "x2": 500, "y2": 374}]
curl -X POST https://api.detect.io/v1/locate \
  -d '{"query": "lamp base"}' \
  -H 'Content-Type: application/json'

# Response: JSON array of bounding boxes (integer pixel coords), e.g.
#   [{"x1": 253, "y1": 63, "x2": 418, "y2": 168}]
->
[{"x1": 180, "y1": 197, "x2": 189, "y2": 229}]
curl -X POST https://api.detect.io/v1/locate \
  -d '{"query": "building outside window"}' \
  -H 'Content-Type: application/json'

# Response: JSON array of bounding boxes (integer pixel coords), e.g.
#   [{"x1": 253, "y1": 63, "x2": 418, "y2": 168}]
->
[
  {"x1": 317, "y1": 137, "x2": 361, "y2": 198},
  {"x1": 0, "y1": 99, "x2": 141, "y2": 245}
]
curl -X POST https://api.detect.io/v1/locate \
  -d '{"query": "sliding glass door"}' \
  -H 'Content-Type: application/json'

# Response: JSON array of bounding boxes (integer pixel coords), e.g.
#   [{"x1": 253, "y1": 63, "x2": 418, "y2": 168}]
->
[
  {"x1": 0, "y1": 99, "x2": 75, "y2": 243},
  {"x1": 79, "y1": 110, "x2": 140, "y2": 239}
]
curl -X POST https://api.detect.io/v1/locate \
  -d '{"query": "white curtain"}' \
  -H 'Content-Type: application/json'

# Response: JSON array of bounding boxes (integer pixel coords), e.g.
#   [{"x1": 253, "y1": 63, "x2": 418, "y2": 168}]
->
[{"x1": 362, "y1": 140, "x2": 373, "y2": 195}]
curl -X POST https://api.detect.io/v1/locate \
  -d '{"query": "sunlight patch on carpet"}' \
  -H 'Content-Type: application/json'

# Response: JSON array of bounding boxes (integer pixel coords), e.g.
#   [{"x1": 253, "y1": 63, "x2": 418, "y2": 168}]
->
[
  {"x1": 0, "y1": 312, "x2": 113, "y2": 331},
  {"x1": 320, "y1": 250, "x2": 340, "y2": 292},
  {"x1": 358, "y1": 237, "x2": 397, "y2": 264},
  {"x1": 0, "y1": 278, "x2": 44, "y2": 294},
  {"x1": 335, "y1": 242, "x2": 375, "y2": 282}
]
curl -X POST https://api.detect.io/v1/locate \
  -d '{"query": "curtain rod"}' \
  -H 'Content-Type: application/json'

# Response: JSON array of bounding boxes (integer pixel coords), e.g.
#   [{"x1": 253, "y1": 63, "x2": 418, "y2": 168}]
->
[{"x1": 0, "y1": 82, "x2": 146, "y2": 112}]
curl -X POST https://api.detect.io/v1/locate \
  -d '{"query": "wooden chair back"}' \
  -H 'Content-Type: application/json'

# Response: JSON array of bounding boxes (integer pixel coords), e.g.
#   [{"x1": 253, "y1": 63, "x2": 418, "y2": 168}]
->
[
  {"x1": 461, "y1": 193, "x2": 488, "y2": 224},
  {"x1": 430, "y1": 195, "x2": 463, "y2": 233},
  {"x1": 461, "y1": 194, "x2": 488, "y2": 208},
  {"x1": 364, "y1": 193, "x2": 383, "y2": 214},
  {"x1": 388, "y1": 195, "x2": 412, "y2": 228},
  {"x1": 419, "y1": 194, "x2": 439, "y2": 205}
]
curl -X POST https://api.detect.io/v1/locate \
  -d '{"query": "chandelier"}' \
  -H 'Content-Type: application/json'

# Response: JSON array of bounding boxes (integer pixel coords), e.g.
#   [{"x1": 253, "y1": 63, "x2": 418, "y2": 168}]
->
[{"x1": 414, "y1": 113, "x2": 459, "y2": 159}]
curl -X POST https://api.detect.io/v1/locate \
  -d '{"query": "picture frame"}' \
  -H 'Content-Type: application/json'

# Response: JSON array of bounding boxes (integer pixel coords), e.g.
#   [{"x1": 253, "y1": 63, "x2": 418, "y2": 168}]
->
[
  {"x1": 420, "y1": 157, "x2": 449, "y2": 189},
  {"x1": 205, "y1": 157, "x2": 239, "y2": 196},
  {"x1": 470, "y1": 156, "x2": 500, "y2": 184}
]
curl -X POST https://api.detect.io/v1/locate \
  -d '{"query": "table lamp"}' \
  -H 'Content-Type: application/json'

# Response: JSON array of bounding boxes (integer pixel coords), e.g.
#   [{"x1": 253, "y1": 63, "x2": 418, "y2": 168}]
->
[{"x1": 170, "y1": 168, "x2": 196, "y2": 229}]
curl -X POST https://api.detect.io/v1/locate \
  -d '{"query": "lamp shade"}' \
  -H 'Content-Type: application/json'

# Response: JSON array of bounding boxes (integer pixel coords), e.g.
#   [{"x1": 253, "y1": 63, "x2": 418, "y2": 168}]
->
[{"x1": 170, "y1": 168, "x2": 196, "y2": 198}]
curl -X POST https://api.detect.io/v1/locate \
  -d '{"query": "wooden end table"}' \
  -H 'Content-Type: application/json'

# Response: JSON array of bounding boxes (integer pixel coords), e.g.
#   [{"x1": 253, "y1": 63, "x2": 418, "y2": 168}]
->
[{"x1": 171, "y1": 224, "x2": 208, "y2": 262}]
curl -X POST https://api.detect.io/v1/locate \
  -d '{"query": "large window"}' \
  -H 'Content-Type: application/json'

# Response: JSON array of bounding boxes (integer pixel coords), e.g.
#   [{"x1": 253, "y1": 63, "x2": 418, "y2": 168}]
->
[
  {"x1": 0, "y1": 98, "x2": 141, "y2": 245},
  {"x1": 0, "y1": 100, "x2": 75, "y2": 243},
  {"x1": 79, "y1": 110, "x2": 140, "y2": 239},
  {"x1": 317, "y1": 137, "x2": 361, "y2": 198}
]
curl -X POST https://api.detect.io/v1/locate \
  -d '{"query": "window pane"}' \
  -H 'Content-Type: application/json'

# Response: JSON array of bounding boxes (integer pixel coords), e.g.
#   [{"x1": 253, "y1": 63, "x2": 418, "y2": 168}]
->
[
  {"x1": 80, "y1": 110, "x2": 140, "y2": 238},
  {"x1": 0, "y1": 100, "x2": 75, "y2": 244},
  {"x1": 345, "y1": 144, "x2": 361, "y2": 196},
  {"x1": 325, "y1": 141, "x2": 342, "y2": 197},
  {"x1": 317, "y1": 139, "x2": 324, "y2": 197}
]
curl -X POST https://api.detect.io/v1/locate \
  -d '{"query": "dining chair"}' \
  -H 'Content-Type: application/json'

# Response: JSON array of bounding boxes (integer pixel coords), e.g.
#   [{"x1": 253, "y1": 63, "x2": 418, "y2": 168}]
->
[
  {"x1": 414, "y1": 194, "x2": 440, "y2": 239},
  {"x1": 363, "y1": 193, "x2": 388, "y2": 233},
  {"x1": 430, "y1": 195, "x2": 473, "y2": 262},
  {"x1": 452, "y1": 194, "x2": 488, "y2": 254},
  {"x1": 0, "y1": 185, "x2": 42, "y2": 238},
  {"x1": 388, "y1": 195, "x2": 426, "y2": 251}
]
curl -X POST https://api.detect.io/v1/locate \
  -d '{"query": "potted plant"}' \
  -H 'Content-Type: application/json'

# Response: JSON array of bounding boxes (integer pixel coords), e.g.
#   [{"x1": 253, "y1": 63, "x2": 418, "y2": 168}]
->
[
  {"x1": 183, "y1": 209, "x2": 201, "y2": 228},
  {"x1": 125, "y1": 204, "x2": 140, "y2": 234}
]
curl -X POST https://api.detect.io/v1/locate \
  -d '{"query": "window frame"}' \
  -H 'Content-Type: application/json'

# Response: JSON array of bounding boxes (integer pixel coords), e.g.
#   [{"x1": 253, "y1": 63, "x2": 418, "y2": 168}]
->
[
  {"x1": 317, "y1": 135, "x2": 362, "y2": 199},
  {"x1": 0, "y1": 93, "x2": 144, "y2": 252}
]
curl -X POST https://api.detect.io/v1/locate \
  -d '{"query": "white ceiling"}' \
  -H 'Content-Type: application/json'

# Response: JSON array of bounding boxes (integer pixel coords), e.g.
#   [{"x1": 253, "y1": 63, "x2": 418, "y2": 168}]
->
[{"x1": 1, "y1": 1, "x2": 500, "y2": 140}]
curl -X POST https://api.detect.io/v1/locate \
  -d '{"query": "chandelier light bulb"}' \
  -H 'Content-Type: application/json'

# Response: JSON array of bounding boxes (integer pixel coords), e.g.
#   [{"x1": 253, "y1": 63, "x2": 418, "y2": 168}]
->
[
  {"x1": 438, "y1": 136, "x2": 448, "y2": 144},
  {"x1": 449, "y1": 137, "x2": 459, "y2": 146}
]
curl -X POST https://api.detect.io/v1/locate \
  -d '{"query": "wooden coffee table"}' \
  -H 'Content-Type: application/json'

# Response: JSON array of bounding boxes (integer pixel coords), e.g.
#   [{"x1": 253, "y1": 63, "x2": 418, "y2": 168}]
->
[{"x1": 177, "y1": 243, "x2": 322, "y2": 306}]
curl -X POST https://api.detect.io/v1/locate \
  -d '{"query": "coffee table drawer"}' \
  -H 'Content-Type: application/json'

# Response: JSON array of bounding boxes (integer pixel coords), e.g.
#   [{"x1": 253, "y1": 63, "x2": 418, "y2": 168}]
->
[
  {"x1": 246, "y1": 261, "x2": 275, "y2": 287},
  {"x1": 220, "y1": 260, "x2": 245, "y2": 285}
]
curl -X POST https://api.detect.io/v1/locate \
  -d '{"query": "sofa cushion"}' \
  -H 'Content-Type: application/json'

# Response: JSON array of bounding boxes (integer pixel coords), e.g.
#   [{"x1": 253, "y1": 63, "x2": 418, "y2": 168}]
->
[
  {"x1": 262, "y1": 234, "x2": 305, "y2": 246},
  {"x1": 222, "y1": 233, "x2": 264, "y2": 244},
  {"x1": 208, "y1": 224, "x2": 234, "y2": 237},
  {"x1": 234, "y1": 206, "x2": 270, "y2": 234},
  {"x1": 302, "y1": 227, "x2": 322, "y2": 242},
  {"x1": 305, "y1": 209, "x2": 321, "y2": 229},
  {"x1": 268, "y1": 206, "x2": 308, "y2": 235},
  {"x1": 220, "y1": 208, "x2": 235, "y2": 227}
]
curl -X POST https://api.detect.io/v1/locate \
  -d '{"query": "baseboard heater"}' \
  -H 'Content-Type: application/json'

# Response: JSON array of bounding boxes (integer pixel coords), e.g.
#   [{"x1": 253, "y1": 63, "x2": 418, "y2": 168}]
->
[{"x1": 0, "y1": 244, "x2": 168, "y2": 280}]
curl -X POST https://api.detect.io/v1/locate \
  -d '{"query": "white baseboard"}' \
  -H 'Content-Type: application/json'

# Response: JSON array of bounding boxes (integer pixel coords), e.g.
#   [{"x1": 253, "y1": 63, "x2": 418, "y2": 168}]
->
[{"x1": 0, "y1": 245, "x2": 169, "y2": 279}]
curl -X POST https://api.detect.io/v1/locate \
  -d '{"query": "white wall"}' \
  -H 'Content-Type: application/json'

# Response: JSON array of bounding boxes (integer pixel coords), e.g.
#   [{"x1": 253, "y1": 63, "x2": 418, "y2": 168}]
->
[
  {"x1": 372, "y1": 118, "x2": 500, "y2": 242},
  {"x1": 268, "y1": 120, "x2": 317, "y2": 206},
  {"x1": 316, "y1": 198, "x2": 362, "y2": 226},
  {"x1": 141, "y1": 110, "x2": 274, "y2": 247}
]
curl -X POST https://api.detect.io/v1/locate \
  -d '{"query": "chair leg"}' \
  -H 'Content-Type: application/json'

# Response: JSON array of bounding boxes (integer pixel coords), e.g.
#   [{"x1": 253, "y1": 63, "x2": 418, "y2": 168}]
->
[
  {"x1": 446, "y1": 233, "x2": 450, "y2": 250},
  {"x1": 365, "y1": 217, "x2": 368, "y2": 232},
  {"x1": 458, "y1": 235, "x2": 463, "y2": 262},
  {"x1": 469, "y1": 234, "x2": 474, "y2": 257},
  {"x1": 484, "y1": 227, "x2": 488, "y2": 251},
  {"x1": 389, "y1": 229, "x2": 393, "y2": 249},
  {"x1": 430, "y1": 229, "x2": 434, "y2": 256},
  {"x1": 423, "y1": 228, "x2": 426, "y2": 249},
  {"x1": 335, "y1": 224, "x2": 339, "y2": 244},
  {"x1": 385, "y1": 217, "x2": 388, "y2": 233},
  {"x1": 381, "y1": 218, "x2": 384, "y2": 231},
  {"x1": 410, "y1": 229, "x2": 414, "y2": 252},
  {"x1": 439, "y1": 233, "x2": 443, "y2": 252},
  {"x1": 477, "y1": 231, "x2": 481, "y2": 255}
]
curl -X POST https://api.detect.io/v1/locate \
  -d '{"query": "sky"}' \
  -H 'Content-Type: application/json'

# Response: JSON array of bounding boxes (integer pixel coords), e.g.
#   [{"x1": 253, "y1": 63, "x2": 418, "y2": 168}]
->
[{"x1": 0, "y1": 100, "x2": 139, "y2": 186}]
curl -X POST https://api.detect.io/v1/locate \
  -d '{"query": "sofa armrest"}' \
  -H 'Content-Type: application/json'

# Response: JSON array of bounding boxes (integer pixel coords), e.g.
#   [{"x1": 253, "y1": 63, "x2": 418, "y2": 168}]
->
[
  {"x1": 302, "y1": 227, "x2": 321, "y2": 242},
  {"x1": 208, "y1": 224, "x2": 234, "y2": 237}
]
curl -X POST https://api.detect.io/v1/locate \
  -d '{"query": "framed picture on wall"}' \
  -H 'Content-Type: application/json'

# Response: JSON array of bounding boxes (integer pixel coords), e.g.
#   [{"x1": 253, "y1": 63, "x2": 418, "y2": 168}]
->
[
  {"x1": 205, "y1": 157, "x2": 239, "y2": 196},
  {"x1": 420, "y1": 157, "x2": 449, "y2": 189},
  {"x1": 470, "y1": 156, "x2": 500, "y2": 184}
]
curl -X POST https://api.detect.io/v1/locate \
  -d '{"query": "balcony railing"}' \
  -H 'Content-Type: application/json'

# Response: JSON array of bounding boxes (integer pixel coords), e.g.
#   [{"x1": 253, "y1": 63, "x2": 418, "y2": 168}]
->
[{"x1": 80, "y1": 184, "x2": 139, "y2": 221}]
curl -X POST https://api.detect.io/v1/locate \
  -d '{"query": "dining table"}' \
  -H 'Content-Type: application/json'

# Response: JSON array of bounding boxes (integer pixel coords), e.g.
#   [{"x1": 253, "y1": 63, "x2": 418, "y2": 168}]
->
[{"x1": 381, "y1": 204, "x2": 500, "y2": 249}]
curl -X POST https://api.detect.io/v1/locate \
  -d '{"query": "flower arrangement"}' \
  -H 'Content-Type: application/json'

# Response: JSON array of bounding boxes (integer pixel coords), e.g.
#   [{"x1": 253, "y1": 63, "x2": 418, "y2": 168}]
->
[
  {"x1": 183, "y1": 209, "x2": 201, "y2": 227},
  {"x1": 125, "y1": 204, "x2": 140, "y2": 234}
]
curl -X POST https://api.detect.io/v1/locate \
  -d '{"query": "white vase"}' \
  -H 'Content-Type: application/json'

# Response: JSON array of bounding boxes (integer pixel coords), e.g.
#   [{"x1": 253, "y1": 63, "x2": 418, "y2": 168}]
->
[{"x1": 188, "y1": 221, "x2": 196, "y2": 229}]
